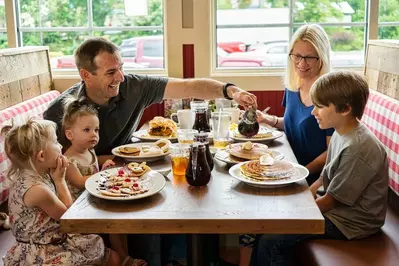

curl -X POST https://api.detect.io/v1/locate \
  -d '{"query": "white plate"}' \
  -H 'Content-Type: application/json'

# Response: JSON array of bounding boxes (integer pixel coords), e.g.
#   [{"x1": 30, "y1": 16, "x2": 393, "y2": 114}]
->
[
  {"x1": 230, "y1": 130, "x2": 283, "y2": 143},
  {"x1": 133, "y1": 129, "x2": 178, "y2": 142},
  {"x1": 85, "y1": 168, "x2": 166, "y2": 201},
  {"x1": 228, "y1": 161, "x2": 309, "y2": 188},
  {"x1": 215, "y1": 149, "x2": 284, "y2": 165},
  {"x1": 112, "y1": 143, "x2": 170, "y2": 162}
]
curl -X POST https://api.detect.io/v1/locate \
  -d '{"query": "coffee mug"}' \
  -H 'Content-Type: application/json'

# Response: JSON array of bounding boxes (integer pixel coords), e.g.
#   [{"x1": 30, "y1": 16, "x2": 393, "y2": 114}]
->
[{"x1": 171, "y1": 109, "x2": 193, "y2": 129}]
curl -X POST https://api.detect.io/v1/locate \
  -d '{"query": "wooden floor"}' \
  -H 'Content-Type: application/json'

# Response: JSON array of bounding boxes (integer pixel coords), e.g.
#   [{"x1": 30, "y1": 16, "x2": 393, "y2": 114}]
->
[{"x1": 0, "y1": 229, "x2": 14, "y2": 266}]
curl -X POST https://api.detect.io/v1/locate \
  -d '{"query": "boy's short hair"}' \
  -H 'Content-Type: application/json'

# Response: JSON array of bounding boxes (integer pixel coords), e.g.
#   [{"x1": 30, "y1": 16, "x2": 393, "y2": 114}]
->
[
  {"x1": 310, "y1": 71, "x2": 369, "y2": 119},
  {"x1": 74, "y1": 37, "x2": 120, "y2": 73}
]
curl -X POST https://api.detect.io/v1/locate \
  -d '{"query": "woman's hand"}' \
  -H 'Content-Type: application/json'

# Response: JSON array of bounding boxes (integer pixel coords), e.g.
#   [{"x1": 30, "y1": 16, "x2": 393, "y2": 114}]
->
[
  {"x1": 50, "y1": 155, "x2": 69, "y2": 183},
  {"x1": 101, "y1": 159, "x2": 116, "y2": 171},
  {"x1": 256, "y1": 110, "x2": 274, "y2": 125}
]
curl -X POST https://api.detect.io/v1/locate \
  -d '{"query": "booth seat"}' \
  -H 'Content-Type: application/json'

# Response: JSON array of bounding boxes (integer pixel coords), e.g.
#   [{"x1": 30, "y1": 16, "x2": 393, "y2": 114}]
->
[{"x1": 296, "y1": 89, "x2": 399, "y2": 266}]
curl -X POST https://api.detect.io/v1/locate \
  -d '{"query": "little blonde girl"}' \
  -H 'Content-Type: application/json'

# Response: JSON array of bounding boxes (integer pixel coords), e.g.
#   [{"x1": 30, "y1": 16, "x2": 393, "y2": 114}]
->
[
  {"x1": 62, "y1": 96, "x2": 147, "y2": 266},
  {"x1": 2, "y1": 118, "x2": 120, "y2": 265}
]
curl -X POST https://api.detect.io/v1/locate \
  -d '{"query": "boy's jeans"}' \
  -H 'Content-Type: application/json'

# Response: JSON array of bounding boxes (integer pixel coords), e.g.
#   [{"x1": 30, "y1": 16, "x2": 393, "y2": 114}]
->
[{"x1": 250, "y1": 217, "x2": 347, "y2": 266}]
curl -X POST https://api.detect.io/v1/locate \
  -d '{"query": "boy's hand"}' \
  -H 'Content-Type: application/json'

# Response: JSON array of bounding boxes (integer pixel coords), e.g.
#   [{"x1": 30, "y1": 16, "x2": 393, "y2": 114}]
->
[
  {"x1": 101, "y1": 159, "x2": 116, "y2": 171},
  {"x1": 50, "y1": 155, "x2": 69, "y2": 183}
]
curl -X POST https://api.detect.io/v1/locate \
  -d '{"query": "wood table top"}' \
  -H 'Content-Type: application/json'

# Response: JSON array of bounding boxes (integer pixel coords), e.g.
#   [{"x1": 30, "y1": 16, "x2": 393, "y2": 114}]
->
[{"x1": 60, "y1": 132, "x2": 324, "y2": 235}]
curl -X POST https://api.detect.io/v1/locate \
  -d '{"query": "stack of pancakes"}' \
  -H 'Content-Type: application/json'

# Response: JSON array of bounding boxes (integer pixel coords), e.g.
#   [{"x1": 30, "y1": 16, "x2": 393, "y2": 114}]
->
[
  {"x1": 240, "y1": 160, "x2": 295, "y2": 181},
  {"x1": 229, "y1": 142, "x2": 271, "y2": 161},
  {"x1": 119, "y1": 146, "x2": 140, "y2": 156}
]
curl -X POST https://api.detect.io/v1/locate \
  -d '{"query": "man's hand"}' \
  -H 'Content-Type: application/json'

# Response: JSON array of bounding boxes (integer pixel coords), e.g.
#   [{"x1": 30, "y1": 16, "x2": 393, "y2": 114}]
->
[{"x1": 232, "y1": 90, "x2": 257, "y2": 109}]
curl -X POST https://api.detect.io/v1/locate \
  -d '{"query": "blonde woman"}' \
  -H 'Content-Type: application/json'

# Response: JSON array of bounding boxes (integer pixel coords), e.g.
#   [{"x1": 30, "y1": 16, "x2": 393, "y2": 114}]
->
[{"x1": 257, "y1": 24, "x2": 333, "y2": 185}]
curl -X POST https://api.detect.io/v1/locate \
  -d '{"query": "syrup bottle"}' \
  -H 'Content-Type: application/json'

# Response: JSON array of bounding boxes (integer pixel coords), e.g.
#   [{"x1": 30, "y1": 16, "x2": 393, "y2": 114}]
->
[
  {"x1": 194, "y1": 132, "x2": 214, "y2": 171},
  {"x1": 185, "y1": 143, "x2": 211, "y2": 187}
]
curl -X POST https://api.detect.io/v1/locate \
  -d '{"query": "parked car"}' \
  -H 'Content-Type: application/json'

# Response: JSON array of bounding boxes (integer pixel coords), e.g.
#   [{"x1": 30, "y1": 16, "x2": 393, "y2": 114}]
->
[
  {"x1": 55, "y1": 55, "x2": 148, "y2": 69},
  {"x1": 120, "y1": 35, "x2": 164, "y2": 68},
  {"x1": 236, "y1": 41, "x2": 364, "y2": 67},
  {"x1": 217, "y1": 47, "x2": 267, "y2": 67},
  {"x1": 217, "y1": 41, "x2": 246, "y2": 53}
]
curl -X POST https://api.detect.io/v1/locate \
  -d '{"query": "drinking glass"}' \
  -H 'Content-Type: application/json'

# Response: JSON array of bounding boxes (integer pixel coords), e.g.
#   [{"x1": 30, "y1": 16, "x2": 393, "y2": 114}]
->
[
  {"x1": 215, "y1": 98, "x2": 232, "y2": 110},
  {"x1": 211, "y1": 112, "x2": 231, "y2": 149},
  {"x1": 177, "y1": 129, "x2": 198, "y2": 144},
  {"x1": 170, "y1": 144, "x2": 190, "y2": 176}
]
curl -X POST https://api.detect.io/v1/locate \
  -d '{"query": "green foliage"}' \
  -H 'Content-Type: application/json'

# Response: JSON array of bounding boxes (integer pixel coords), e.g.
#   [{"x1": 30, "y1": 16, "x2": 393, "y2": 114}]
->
[
  {"x1": 295, "y1": 0, "x2": 343, "y2": 23},
  {"x1": 18, "y1": 0, "x2": 162, "y2": 56},
  {"x1": 8, "y1": 0, "x2": 399, "y2": 54},
  {"x1": 378, "y1": 0, "x2": 399, "y2": 39}
]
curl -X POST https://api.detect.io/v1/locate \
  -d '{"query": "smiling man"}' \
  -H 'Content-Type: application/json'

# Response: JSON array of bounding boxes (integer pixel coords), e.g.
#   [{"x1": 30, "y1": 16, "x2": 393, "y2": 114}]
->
[{"x1": 44, "y1": 37, "x2": 257, "y2": 163}]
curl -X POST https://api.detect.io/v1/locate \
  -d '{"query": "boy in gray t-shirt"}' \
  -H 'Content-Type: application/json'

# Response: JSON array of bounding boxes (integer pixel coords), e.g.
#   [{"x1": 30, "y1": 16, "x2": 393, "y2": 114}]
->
[{"x1": 251, "y1": 71, "x2": 389, "y2": 266}]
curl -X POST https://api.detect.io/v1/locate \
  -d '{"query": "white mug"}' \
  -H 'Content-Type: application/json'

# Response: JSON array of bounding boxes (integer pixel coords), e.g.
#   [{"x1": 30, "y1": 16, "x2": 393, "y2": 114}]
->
[
  {"x1": 171, "y1": 109, "x2": 193, "y2": 129},
  {"x1": 222, "y1": 107, "x2": 240, "y2": 124}
]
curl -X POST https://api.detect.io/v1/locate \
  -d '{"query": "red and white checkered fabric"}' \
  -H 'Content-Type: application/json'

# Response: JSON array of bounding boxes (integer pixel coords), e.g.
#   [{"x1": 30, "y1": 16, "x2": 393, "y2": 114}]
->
[
  {"x1": 362, "y1": 90, "x2": 399, "y2": 195},
  {"x1": 0, "y1": 90, "x2": 60, "y2": 204}
]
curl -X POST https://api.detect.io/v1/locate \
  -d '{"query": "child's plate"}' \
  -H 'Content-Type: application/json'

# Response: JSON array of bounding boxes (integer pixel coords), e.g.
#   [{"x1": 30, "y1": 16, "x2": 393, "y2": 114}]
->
[
  {"x1": 112, "y1": 143, "x2": 170, "y2": 162},
  {"x1": 85, "y1": 168, "x2": 166, "y2": 201}
]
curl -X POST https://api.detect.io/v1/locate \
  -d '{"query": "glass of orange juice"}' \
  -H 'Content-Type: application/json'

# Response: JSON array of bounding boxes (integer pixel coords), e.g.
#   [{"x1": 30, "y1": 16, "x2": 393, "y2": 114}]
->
[{"x1": 170, "y1": 144, "x2": 190, "y2": 176}]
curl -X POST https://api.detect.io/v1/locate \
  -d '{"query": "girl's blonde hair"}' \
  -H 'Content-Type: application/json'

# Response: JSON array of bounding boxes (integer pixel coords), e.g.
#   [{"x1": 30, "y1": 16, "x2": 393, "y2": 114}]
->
[
  {"x1": 284, "y1": 24, "x2": 331, "y2": 91},
  {"x1": 1, "y1": 118, "x2": 57, "y2": 179},
  {"x1": 61, "y1": 96, "x2": 98, "y2": 149}
]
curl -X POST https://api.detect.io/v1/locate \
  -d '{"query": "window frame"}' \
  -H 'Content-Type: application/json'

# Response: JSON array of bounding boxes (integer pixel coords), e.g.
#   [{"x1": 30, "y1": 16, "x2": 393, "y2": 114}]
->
[
  {"x1": 1, "y1": 0, "x2": 398, "y2": 84},
  {"x1": 13, "y1": 0, "x2": 167, "y2": 76}
]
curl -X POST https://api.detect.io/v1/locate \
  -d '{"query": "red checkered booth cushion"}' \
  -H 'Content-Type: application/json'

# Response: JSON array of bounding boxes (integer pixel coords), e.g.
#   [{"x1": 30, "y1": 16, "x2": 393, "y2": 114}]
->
[
  {"x1": 362, "y1": 89, "x2": 399, "y2": 195},
  {"x1": 0, "y1": 90, "x2": 60, "y2": 205}
]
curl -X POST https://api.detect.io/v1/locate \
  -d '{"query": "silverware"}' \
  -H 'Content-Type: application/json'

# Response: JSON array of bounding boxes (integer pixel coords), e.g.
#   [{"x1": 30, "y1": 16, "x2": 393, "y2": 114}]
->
[{"x1": 262, "y1": 106, "x2": 271, "y2": 114}]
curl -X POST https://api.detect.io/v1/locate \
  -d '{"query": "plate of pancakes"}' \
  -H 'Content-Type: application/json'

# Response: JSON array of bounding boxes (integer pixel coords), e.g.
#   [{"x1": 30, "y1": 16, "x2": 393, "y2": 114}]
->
[
  {"x1": 230, "y1": 128, "x2": 284, "y2": 143},
  {"x1": 229, "y1": 159, "x2": 309, "y2": 188},
  {"x1": 85, "y1": 162, "x2": 166, "y2": 201},
  {"x1": 132, "y1": 129, "x2": 178, "y2": 142},
  {"x1": 215, "y1": 142, "x2": 284, "y2": 164},
  {"x1": 112, "y1": 139, "x2": 171, "y2": 162}
]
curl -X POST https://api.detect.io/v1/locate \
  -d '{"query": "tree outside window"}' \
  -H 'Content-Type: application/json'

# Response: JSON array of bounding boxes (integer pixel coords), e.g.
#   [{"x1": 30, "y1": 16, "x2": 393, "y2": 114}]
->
[
  {"x1": 0, "y1": 0, "x2": 7, "y2": 49},
  {"x1": 18, "y1": 0, "x2": 164, "y2": 69}
]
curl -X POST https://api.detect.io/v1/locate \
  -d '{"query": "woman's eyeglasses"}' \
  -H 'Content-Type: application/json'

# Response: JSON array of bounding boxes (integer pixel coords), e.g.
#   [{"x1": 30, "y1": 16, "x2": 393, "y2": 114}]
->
[{"x1": 289, "y1": 54, "x2": 319, "y2": 64}]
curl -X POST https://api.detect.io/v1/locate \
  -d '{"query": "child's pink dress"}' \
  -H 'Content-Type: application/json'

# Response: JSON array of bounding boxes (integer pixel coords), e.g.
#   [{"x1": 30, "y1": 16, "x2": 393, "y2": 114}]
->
[{"x1": 3, "y1": 170, "x2": 110, "y2": 266}]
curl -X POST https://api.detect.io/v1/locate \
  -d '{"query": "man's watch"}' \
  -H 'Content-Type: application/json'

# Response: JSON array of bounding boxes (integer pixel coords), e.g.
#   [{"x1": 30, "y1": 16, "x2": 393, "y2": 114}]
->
[{"x1": 223, "y1": 83, "x2": 235, "y2": 100}]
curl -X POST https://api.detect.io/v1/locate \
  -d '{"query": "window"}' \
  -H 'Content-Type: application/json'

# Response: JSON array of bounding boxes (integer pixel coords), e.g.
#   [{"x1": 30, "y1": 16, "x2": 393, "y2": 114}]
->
[
  {"x1": 215, "y1": 0, "x2": 367, "y2": 68},
  {"x1": 378, "y1": 0, "x2": 399, "y2": 39},
  {"x1": 17, "y1": 0, "x2": 164, "y2": 69},
  {"x1": 0, "y1": 0, "x2": 7, "y2": 49}
]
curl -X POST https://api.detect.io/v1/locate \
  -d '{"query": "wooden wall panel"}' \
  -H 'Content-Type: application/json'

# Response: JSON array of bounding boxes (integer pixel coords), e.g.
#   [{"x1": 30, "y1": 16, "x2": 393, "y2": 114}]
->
[
  {"x1": 365, "y1": 40, "x2": 399, "y2": 100},
  {"x1": 0, "y1": 50, "x2": 50, "y2": 85},
  {"x1": 0, "y1": 82, "x2": 22, "y2": 110},
  {"x1": 251, "y1": 90, "x2": 285, "y2": 117},
  {"x1": 38, "y1": 73, "x2": 52, "y2": 93},
  {"x1": 20, "y1": 76, "x2": 41, "y2": 101},
  {"x1": 0, "y1": 47, "x2": 53, "y2": 109}
]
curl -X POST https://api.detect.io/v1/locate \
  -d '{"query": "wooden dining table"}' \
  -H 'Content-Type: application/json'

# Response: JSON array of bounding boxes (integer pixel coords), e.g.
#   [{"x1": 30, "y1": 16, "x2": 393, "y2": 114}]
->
[{"x1": 60, "y1": 127, "x2": 324, "y2": 266}]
